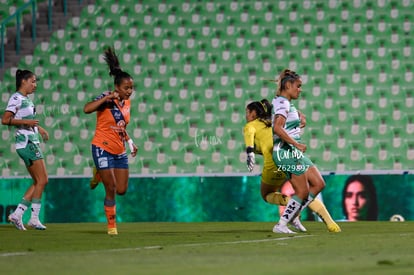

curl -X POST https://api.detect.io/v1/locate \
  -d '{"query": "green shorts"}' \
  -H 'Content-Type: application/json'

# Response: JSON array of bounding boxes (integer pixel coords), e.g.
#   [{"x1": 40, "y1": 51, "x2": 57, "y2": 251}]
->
[
  {"x1": 272, "y1": 141, "x2": 313, "y2": 179},
  {"x1": 16, "y1": 141, "x2": 44, "y2": 166}
]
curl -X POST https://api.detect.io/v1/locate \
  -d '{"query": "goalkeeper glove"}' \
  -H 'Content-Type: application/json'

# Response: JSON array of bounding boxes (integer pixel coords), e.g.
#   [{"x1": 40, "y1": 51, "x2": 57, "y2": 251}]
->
[{"x1": 246, "y1": 147, "x2": 255, "y2": 172}]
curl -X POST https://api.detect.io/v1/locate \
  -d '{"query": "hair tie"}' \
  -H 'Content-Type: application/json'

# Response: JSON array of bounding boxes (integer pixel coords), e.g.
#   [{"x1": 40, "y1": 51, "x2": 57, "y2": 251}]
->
[{"x1": 260, "y1": 102, "x2": 267, "y2": 113}]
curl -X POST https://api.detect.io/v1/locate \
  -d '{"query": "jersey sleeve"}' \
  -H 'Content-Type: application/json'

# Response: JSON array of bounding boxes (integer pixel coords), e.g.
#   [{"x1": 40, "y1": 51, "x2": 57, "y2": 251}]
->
[
  {"x1": 95, "y1": 92, "x2": 112, "y2": 111},
  {"x1": 243, "y1": 123, "x2": 256, "y2": 148},
  {"x1": 5, "y1": 94, "x2": 21, "y2": 114},
  {"x1": 94, "y1": 91, "x2": 110, "y2": 101},
  {"x1": 272, "y1": 97, "x2": 290, "y2": 118}
]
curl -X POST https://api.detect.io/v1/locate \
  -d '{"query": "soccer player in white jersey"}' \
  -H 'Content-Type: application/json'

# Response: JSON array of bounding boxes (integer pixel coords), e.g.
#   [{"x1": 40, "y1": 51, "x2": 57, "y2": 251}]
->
[
  {"x1": 244, "y1": 99, "x2": 340, "y2": 233},
  {"x1": 1, "y1": 69, "x2": 49, "y2": 230},
  {"x1": 271, "y1": 69, "x2": 336, "y2": 233}
]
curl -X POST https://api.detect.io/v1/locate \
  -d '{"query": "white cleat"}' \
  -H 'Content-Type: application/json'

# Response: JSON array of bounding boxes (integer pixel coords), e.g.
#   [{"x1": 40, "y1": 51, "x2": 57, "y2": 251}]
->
[
  {"x1": 289, "y1": 217, "x2": 307, "y2": 232},
  {"x1": 273, "y1": 223, "x2": 296, "y2": 234},
  {"x1": 28, "y1": 219, "x2": 47, "y2": 230},
  {"x1": 8, "y1": 214, "x2": 26, "y2": 231}
]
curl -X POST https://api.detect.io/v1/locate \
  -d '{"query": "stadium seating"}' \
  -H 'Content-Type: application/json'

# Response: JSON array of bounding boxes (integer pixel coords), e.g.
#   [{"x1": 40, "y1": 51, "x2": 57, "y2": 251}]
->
[{"x1": 1, "y1": 0, "x2": 413, "y2": 176}]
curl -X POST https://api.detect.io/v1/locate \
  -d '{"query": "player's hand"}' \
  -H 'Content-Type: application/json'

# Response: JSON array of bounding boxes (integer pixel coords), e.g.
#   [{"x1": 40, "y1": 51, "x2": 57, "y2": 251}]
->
[
  {"x1": 25, "y1": 119, "x2": 39, "y2": 127},
  {"x1": 38, "y1": 127, "x2": 49, "y2": 141},
  {"x1": 107, "y1": 91, "x2": 119, "y2": 100},
  {"x1": 127, "y1": 139, "x2": 138, "y2": 157},
  {"x1": 131, "y1": 144, "x2": 138, "y2": 157},
  {"x1": 246, "y1": 152, "x2": 255, "y2": 172},
  {"x1": 294, "y1": 143, "x2": 307, "y2": 153}
]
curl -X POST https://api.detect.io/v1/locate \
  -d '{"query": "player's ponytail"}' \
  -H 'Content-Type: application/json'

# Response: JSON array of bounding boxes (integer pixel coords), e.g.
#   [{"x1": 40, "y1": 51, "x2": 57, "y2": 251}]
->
[
  {"x1": 103, "y1": 46, "x2": 132, "y2": 86},
  {"x1": 258, "y1": 99, "x2": 272, "y2": 127}
]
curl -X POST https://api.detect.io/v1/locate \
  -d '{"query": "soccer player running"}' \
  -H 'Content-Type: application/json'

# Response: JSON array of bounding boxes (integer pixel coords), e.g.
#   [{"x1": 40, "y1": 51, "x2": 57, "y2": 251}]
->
[
  {"x1": 1, "y1": 69, "x2": 49, "y2": 230},
  {"x1": 271, "y1": 69, "x2": 339, "y2": 233},
  {"x1": 83, "y1": 47, "x2": 138, "y2": 235},
  {"x1": 244, "y1": 99, "x2": 340, "y2": 233}
]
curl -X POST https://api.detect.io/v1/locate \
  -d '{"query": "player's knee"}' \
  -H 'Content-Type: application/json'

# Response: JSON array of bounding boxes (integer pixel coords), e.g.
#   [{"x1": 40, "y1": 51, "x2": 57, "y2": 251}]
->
[
  {"x1": 117, "y1": 190, "x2": 127, "y2": 196},
  {"x1": 313, "y1": 180, "x2": 325, "y2": 193},
  {"x1": 116, "y1": 185, "x2": 128, "y2": 195},
  {"x1": 35, "y1": 178, "x2": 48, "y2": 187},
  {"x1": 319, "y1": 180, "x2": 326, "y2": 190}
]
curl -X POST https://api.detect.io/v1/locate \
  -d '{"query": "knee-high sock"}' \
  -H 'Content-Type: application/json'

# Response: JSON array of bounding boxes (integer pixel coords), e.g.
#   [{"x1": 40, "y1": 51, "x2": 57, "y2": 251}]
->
[
  {"x1": 309, "y1": 199, "x2": 336, "y2": 226},
  {"x1": 30, "y1": 198, "x2": 42, "y2": 221},
  {"x1": 14, "y1": 198, "x2": 30, "y2": 217},
  {"x1": 279, "y1": 195, "x2": 303, "y2": 225},
  {"x1": 104, "y1": 199, "x2": 116, "y2": 229},
  {"x1": 301, "y1": 192, "x2": 316, "y2": 209},
  {"x1": 265, "y1": 192, "x2": 289, "y2": 206},
  {"x1": 289, "y1": 193, "x2": 316, "y2": 221}
]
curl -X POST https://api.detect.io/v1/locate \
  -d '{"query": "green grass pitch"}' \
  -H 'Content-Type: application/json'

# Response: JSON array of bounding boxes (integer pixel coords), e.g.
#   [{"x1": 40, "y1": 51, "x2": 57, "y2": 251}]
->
[{"x1": 1, "y1": 221, "x2": 413, "y2": 275}]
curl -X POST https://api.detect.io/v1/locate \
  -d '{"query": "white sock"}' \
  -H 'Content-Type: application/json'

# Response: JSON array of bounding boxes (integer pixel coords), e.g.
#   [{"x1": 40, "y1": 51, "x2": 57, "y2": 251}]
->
[
  {"x1": 14, "y1": 204, "x2": 28, "y2": 218},
  {"x1": 30, "y1": 203, "x2": 41, "y2": 221},
  {"x1": 279, "y1": 196, "x2": 303, "y2": 226}
]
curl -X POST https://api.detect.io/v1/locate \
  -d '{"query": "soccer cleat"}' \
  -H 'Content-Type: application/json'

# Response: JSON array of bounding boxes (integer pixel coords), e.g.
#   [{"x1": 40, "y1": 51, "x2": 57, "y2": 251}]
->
[
  {"x1": 90, "y1": 166, "x2": 102, "y2": 190},
  {"x1": 28, "y1": 219, "x2": 47, "y2": 230},
  {"x1": 289, "y1": 217, "x2": 307, "y2": 232},
  {"x1": 8, "y1": 214, "x2": 26, "y2": 231},
  {"x1": 273, "y1": 223, "x2": 296, "y2": 234},
  {"x1": 327, "y1": 222, "x2": 341, "y2": 233},
  {"x1": 107, "y1": 227, "x2": 118, "y2": 235}
]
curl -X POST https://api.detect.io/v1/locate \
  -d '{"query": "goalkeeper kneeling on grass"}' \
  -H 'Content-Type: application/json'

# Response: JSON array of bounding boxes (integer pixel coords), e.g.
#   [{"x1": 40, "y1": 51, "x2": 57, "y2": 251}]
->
[{"x1": 243, "y1": 99, "x2": 340, "y2": 233}]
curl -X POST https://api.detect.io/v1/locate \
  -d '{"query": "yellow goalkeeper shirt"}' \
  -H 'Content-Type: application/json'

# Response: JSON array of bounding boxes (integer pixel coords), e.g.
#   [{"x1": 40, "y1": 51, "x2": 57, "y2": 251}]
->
[
  {"x1": 244, "y1": 118, "x2": 286, "y2": 185},
  {"x1": 243, "y1": 119, "x2": 273, "y2": 163}
]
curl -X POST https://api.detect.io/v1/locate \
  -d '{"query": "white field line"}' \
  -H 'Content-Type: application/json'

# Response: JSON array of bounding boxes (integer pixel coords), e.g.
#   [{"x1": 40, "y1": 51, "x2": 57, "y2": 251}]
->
[
  {"x1": 88, "y1": 234, "x2": 315, "y2": 253},
  {"x1": 0, "y1": 252, "x2": 30, "y2": 257},
  {"x1": 0, "y1": 234, "x2": 314, "y2": 257}
]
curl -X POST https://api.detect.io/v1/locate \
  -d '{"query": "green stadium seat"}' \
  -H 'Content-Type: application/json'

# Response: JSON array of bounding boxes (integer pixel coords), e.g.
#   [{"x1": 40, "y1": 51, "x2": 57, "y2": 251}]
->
[
  {"x1": 307, "y1": 134, "x2": 325, "y2": 160},
  {"x1": 2, "y1": 157, "x2": 27, "y2": 177},
  {"x1": 4, "y1": 0, "x2": 411, "y2": 175},
  {"x1": 346, "y1": 145, "x2": 367, "y2": 171},
  {"x1": 201, "y1": 150, "x2": 226, "y2": 173},
  {"x1": 371, "y1": 142, "x2": 395, "y2": 170},
  {"x1": 401, "y1": 13, "x2": 412, "y2": 34},
  {"x1": 315, "y1": 149, "x2": 338, "y2": 172},
  {"x1": 400, "y1": 141, "x2": 414, "y2": 170}
]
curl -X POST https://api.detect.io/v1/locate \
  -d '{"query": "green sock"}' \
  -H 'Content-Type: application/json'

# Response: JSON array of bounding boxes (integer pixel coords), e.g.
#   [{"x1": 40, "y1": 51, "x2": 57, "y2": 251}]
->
[{"x1": 20, "y1": 198, "x2": 31, "y2": 207}]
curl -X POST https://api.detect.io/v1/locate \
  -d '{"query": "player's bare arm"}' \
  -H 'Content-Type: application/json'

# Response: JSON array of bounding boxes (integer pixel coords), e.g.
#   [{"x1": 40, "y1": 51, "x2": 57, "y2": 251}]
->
[
  {"x1": 83, "y1": 92, "x2": 119, "y2": 114},
  {"x1": 273, "y1": 114, "x2": 307, "y2": 153},
  {"x1": 1, "y1": 111, "x2": 39, "y2": 127}
]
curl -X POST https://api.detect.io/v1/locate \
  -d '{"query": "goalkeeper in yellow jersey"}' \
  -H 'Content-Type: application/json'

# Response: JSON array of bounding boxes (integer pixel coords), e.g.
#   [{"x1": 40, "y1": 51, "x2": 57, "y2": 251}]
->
[{"x1": 243, "y1": 99, "x2": 341, "y2": 233}]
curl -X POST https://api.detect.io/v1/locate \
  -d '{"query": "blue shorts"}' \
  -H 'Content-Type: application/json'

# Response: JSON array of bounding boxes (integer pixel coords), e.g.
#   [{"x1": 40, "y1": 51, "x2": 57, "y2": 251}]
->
[{"x1": 91, "y1": 144, "x2": 128, "y2": 170}]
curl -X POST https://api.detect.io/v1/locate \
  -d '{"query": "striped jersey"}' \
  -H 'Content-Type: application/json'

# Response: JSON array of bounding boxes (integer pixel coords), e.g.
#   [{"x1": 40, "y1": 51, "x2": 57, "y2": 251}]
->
[
  {"x1": 5, "y1": 92, "x2": 40, "y2": 149},
  {"x1": 271, "y1": 96, "x2": 301, "y2": 142}
]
